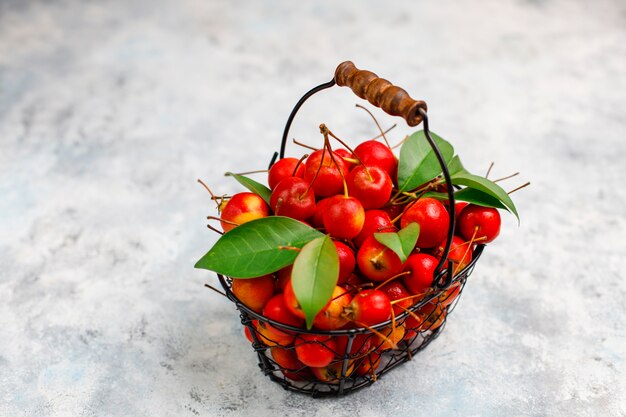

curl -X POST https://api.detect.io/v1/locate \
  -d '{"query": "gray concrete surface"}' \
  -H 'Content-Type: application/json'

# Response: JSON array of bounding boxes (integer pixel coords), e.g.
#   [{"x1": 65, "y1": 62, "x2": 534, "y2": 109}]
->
[{"x1": 1, "y1": 0, "x2": 625, "y2": 416}]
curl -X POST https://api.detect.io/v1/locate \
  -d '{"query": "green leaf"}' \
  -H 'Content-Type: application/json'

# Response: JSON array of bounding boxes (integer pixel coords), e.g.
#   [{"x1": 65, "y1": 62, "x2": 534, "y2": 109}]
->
[
  {"x1": 454, "y1": 188, "x2": 509, "y2": 211},
  {"x1": 421, "y1": 191, "x2": 450, "y2": 201},
  {"x1": 397, "y1": 222, "x2": 420, "y2": 258},
  {"x1": 225, "y1": 172, "x2": 271, "y2": 205},
  {"x1": 374, "y1": 223, "x2": 419, "y2": 263},
  {"x1": 194, "y1": 216, "x2": 323, "y2": 278},
  {"x1": 398, "y1": 130, "x2": 454, "y2": 192},
  {"x1": 447, "y1": 155, "x2": 468, "y2": 176},
  {"x1": 291, "y1": 235, "x2": 339, "y2": 329},
  {"x1": 451, "y1": 172, "x2": 519, "y2": 221},
  {"x1": 373, "y1": 233, "x2": 405, "y2": 262}
]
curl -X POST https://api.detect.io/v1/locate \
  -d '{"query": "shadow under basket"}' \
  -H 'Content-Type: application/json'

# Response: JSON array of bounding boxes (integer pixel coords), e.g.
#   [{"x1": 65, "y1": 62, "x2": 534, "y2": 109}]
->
[{"x1": 217, "y1": 245, "x2": 483, "y2": 398}]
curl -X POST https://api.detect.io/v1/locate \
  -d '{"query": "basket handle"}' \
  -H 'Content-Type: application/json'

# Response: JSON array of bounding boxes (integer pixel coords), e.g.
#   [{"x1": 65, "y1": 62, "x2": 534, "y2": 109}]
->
[
  {"x1": 334, "y1": 61, "x2": 428, "y2": 127},
  {"x1": 277, "y1": 62, "x2": 455, "y2": 289}
]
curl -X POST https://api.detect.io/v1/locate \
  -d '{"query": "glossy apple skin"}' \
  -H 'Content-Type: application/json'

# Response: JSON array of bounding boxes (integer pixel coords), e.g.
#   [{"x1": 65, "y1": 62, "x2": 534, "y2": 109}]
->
[
  {"x1": 348, "y1": 289, "x2": 392, "y2": 326},
  {"x1": 231, "y1": 275, "x2": 275, "y2": 313},
  {"x1": 353, "y1": 140, "x2": 397, "y2": 180},
  {"x1": 356, "y1": 236, "x2": 404, "y2": 282},
  {"x1": 346, "y1": 165, "x2": 393, "y2": 209},
  {"x1": 220, "y1": 192, "x2": 270, "y2": 232},
  {"x1": 353, "y1": 210, "x2": 396, "y2": 248},
  {"x1": 403, "y1": 253, "x2": 438, "y2": 295},
  {"x1": 333, "y1": 241, "x2": 356, "y2": 283},
  {"x1": 304, "y1": 149, "x2": 350, "y2": 198},
  {"x1": 268, "y1": 157, "x2": 306, "y2": 190},
  {"x1": 295, "y1": 334, "x2": 337, "y2": 368},
  {"x1": 457, "y1": 204, "x2": 501, "y2": 243},
  {"x1": 323, "y1": 196, "x2": 365, "y2": 239},
  {"x1": 270, "y1": 177, "x2": 316, "y2": 220},
  {"x1": 401, "y1": 198, "x2": 450, "y2": 248}
]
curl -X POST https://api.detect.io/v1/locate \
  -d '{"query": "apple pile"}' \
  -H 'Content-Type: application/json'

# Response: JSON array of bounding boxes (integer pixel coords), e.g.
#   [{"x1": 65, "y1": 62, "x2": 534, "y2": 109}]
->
[{"x1": 196, "y1": 122, "x2": 524, "y2": 383}]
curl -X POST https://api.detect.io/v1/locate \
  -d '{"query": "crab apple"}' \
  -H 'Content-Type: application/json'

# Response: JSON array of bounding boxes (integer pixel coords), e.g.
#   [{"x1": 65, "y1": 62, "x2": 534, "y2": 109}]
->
[
  {"x1": 310, "y1": 197, "x2": 333, "y2": 228},
  {"x1": 380, "y1": 281, "x2": 413, "y2": 316},
  {"x1": 313, "y1": 286, "x2": 352, "y2": 330},
  {"x1": 403, "y1": 253, "x2": 438, "y2": 295},
  {"x1": 263, "y1": 294, "x2": 305, "y2": 328},
  {"x1": 312, "y1": 361, "x2": 355, "y2": 383},
  {"x1": 457, "y1": 204, "x2": 501, "y2": 243},
  {"x1": 356, "y1": 352, "x2": 381, "y2": 376},
  {"x1": 418, "y1": 301, "x2": 446, "y2": 331},
  {"x1": 333, "y1": 241, "x2": 356, "y2": 283},
  {"x1": 304, "y1": 149, "x2": 350, "y2": 198},
  {"x1": 353, "y1": 140, "x2": 397, "y2": 179},
  {"x1": 454, "y1": 202, "x2": 469, "y2": 221},
  {"x1": 401, "y1": 198, "x2": 450, "y2": 248},
  {"x1": 356, "y1": 236, "x2": 404, "y2": 282},
  {"x1": 376, "y1": 324, "x2": 406, "y2": 351},
  {"x1": 439, "y1": 281, "x2": 462, "y2": 307},
  {"x1": 434, "y1": 235, "x2": 473, "y2": 273},
  {"x1": 220, "y1": 192, "x2": 270, "y2": 233},
  {"x1": 295, "y1": 334, "x2": 337, "y2": 368},
  {"x1": 335, "y1": 148, "x2": 357, "y2": 170},
  {"x1": 403, "y1": 300, "x2": 445, "y2": 337},
  {"x1": 270, "y1": 177, "x2": 316, "y2": 220},
  {"x1": 282, "y1": 280, "x2": 305, "y2": 320},
  {"x1": 255, "y1": 320, "x2": 295, "y2": 347},
  {"x1": 335, "y1": 334, "x2": 373, "y2": 357},
  {"x1": 346, "y1": 289, "x2": 392, "y2": 326},
  {"x1": 244, "y1": 325, "x2": 254, "y2": 344},
  {"x1": 353, "y1": 210, "x2": 396, "y2": 248},
  {"x1": 270, "y1": 346, "x2": 308, "y2": 380},
  {"x1": 231, "y1": 275, "x2": 275, "y2": 313},
  {"x1": 268, "y1": 157, "x2": 306, "y2": 190},
  {"x1": 346, "y1": 165, "x2": 393, "y2": 209},
  {"x1": 323, "y1": 195, "x2": 365, "y2": 239},
  {"x1": 343, "y1": 273, "x2": 365, "y2": 289}
]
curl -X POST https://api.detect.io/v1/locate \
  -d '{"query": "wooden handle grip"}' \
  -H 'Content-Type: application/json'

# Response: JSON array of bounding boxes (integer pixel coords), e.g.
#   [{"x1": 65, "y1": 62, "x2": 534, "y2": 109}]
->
[{"x1": 334, "y1": 61, "x2": 427, "y2": 126}]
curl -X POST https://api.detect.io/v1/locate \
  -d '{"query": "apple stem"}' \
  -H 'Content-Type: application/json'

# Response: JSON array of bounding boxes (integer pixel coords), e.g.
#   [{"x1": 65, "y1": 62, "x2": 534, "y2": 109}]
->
[
  {"x1": 197, "y1": 179, "x2": 222, "y2": 212},
  {"x1": 390, "y1": 292, "x2": 430, "y2": 305},
  {"x1": 394, "y1": 304, "x2": 424, "y2": 325},
  {"x1": 355, "y1": 104, "x2": 392, "y2": 149},
  {"x1": 369, "y1": 123, "x2": 397, "y2": 142},
  {"x1": 493, "y1": 172, "x2": 519, "y2": 183},
  {"x1": 452, "y1": 227, "x2": 480, "y2": 276},
  {"x1": 231, "y1": 169, "x2": 268, "y2": 175},
  {"x1": 292, "y1": 153, "x2": 309, "y2": 177},
  {"x1": 374, "y1": 271, "x2": 412, "y2": 291},
  {"x1": 320, "y1": 125, "x2": 349, "y2": 197},
  {"x1": 391, "y1": 134, "x2": 409, "y2": 149},
  {"x1": 301, "y1": 141, "x2": 327, "y2": 197},
  {"x1": 206, "y1": 224, "x2": 224, "y2": 235},
  {"x1": 485, "y1": 161, "x2": 495, "y2": 179},
  {"x1": 508, "y1": 181, "x2": 531, "y2": 195},
  {"x1": 207, "y1": 215, "x2": 239, "y2": 227},
  {"x1": 353, "y1": 321, "x2": 398, "y2": 350},
  {"x1": 204, "y1": 283, "x2": 228, "y2": 298},
  {"x1": 292, "y1": 138, "x2": 318, "y2": 151},
  {"x1": 323, "y1": 127, "x2": 374, "y2": 182}
]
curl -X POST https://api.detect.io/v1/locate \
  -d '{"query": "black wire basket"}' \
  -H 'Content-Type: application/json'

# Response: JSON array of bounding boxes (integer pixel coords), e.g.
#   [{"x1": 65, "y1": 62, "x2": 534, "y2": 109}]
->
[{"x1": 217, "y1": 62, "x2": 485, "y2": 397}]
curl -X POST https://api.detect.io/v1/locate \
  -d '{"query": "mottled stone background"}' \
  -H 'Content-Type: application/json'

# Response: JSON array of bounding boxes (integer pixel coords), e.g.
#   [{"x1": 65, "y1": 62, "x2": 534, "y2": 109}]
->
[{"x1": 1, "y1": 0, "x2": 625, "y2": 416}]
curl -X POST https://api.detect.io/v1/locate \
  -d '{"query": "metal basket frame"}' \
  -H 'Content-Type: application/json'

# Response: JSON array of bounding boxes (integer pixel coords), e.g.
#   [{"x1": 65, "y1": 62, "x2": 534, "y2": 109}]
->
[{"x1": 217, "y1": 74, "x2": 485, "y2": 397}]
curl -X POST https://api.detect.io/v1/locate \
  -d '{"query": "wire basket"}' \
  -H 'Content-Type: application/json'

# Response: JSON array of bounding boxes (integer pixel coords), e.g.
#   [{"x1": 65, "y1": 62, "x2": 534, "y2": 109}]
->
[{"x1": 217, "y1": 62, "x2": 485, "y2": 397}]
